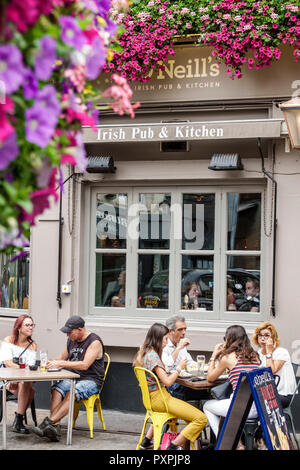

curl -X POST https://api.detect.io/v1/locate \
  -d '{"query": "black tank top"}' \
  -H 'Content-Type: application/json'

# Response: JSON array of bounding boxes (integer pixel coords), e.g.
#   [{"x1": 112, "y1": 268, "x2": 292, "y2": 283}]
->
[{"x1": 67, "y1": 332, "x2": 105, "y2": 387}]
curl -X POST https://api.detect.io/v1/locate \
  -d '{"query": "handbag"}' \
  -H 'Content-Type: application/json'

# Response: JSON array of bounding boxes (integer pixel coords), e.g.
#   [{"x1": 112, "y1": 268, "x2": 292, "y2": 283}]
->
[
  {"x1": 161, "y1": 432, "x2": 180, "y2": 450},
  {"x1": 12, "y1": 339, "x2": 33, "y2": 365},
  {"x1": 210, "y1": 380, "x2": 232, "y2": 400}
]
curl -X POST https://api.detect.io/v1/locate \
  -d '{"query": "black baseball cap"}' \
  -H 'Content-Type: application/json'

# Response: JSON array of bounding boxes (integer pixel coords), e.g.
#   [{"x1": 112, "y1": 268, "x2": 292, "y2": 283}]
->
[{"x1": 60, "y1": 315, "x2": 85, "y2": 333}]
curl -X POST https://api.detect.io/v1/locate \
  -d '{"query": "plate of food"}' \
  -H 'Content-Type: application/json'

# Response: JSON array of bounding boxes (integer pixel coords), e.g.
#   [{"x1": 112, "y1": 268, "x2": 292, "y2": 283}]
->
[{"x1": 179, "y1": 370, "x2": 192, "y2": 378}]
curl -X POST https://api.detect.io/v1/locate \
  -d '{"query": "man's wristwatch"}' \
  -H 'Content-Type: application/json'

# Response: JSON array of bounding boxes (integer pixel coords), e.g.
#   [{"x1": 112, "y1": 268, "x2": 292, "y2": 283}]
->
[{"x1": 266, "y1": 353, "x2": 273, "y2": 359}]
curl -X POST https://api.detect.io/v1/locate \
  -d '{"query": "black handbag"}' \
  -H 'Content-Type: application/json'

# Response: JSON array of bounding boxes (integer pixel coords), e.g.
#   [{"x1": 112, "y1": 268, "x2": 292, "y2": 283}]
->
[
  {"x1": 12, "y1": 340, "x2": 33, "y2": 365},
  {"x1": 210, "y1": 380, "x2": 233, "y2": 400}
]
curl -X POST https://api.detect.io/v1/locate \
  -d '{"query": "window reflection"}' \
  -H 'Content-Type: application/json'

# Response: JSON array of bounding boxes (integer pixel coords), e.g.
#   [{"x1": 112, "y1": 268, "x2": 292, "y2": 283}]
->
[
  {"x1": 139, "y1": 194, "x2": 171, "y2": 249},
  {"x1": 227, "y1": 193, "x2": 261, "y2": 250},
  {"x1": 182, "y1": 194, "x2": 215, "y2": 250},
  {"x1": 95, "y1": 254, "x2": 126, "y2": 307},
  {"x1": 96, "y1": 194, "x2": 127, "y2": 249},
  {"x1": 226, "y1": 256, "x2": 260, "y2": 312},
  {"x1": 138, "y1": 255, "x2": 169, "y2": 309},
  {"x1": 181, "y1": 255, "x2": 214, "y2": 311}
]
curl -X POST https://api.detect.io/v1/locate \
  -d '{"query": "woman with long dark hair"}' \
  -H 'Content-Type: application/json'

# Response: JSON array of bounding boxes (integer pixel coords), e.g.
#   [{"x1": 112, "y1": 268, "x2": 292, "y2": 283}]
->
[
  {"x1": 134, "y1": 323, "x2": 207, "y2": 450},
  {"x1": 203, "y1": 325, "x2": 260, "y2": 447},
  {"x1": 2, "y1": 314, "x2": 37, "y2": 434}
]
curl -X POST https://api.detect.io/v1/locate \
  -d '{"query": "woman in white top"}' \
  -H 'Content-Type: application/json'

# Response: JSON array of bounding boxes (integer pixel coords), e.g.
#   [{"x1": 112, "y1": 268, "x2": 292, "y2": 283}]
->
[
  {"x1": 2, "y1": 314, "x2": 37, "y2": 434},
  {"x1": 252, "y1": 322, "x2": 297, "y2": 408}
]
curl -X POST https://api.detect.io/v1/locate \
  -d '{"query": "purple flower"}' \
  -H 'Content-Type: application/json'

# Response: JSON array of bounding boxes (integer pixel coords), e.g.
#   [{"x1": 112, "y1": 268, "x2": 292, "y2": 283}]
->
[
  {"x1": 34, "y1": 36, "x2": 57, "y2": 80},
  {"x1": 23, "y1": 68, "x2": 39, "y2": 99},
  {"x1": 25, "y1": 103, "x2": 57, "y2": 148},
  {"x1": 35, "y1": 85, "x2": 61, "y2": 123},
  {"x1": 0, "y1": 132, "x2": 19, "y2": 170},
  {"x1": 0, "y1": 44, "x2": 24, "y2": 94},
  {"x1": 86, "y1": 37, "x2": 107, "y2": 79},
  {"x1": 59, "y1": 16, "x2": 87, "y2": 50}
]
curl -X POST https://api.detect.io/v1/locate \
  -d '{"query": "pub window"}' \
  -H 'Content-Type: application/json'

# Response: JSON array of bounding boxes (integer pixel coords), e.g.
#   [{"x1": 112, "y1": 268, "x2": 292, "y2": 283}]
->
[
  {"x1": 0, "y1": 250, "x2": 30, "y2": 313},
  {"x1": 95, "y1": 193, "x2": 127, "y2": 307},
  {"x1": 226, "y1": 193, "x2": 261, "y2": 313},
  {"x1": 90, "y1": 187, "x2": 264, "y2": 322}
]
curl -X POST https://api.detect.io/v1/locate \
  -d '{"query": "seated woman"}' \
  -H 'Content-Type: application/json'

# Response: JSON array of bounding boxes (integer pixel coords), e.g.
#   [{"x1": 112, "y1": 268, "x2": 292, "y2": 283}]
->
[
  {"x1": 252, "y1": 321, "x2": 297, "y2": 408},
  {"x1": 203, "y1": 325, "x2": 260, "y2": 448},
  {"x1": 133, "y1": 323, "x2": 207, "y2": 450},
  {"x1": 182, "y1": 281, "x2": 201, "y2": 310},
  {"x1": 2, "y1": 314, "x2": 37, "y2": 434}
]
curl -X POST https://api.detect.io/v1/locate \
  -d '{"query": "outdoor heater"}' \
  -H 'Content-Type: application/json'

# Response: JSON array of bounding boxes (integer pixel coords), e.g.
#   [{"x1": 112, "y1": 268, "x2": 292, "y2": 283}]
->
[{"x1": 208, "y1": 153, "x2": 243, "y2": 171}]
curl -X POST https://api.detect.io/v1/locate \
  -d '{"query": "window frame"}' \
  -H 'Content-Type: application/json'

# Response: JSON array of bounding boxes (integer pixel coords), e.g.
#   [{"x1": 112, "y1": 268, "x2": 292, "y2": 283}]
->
[{"x1": 87, "y1": 184, "x2": 266, "y2": 324}]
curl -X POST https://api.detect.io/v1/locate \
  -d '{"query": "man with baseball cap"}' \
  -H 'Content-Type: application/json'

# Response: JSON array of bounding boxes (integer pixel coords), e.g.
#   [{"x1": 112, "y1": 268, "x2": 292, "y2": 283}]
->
[{"x1": 32, "y1": 315, "x2": 105, "y2": 442}]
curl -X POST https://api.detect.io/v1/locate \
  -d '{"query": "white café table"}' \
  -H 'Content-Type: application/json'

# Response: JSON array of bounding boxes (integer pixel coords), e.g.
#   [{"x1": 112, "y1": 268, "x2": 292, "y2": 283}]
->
[{"x1": 0, "y1": 367, "x2": 80, "y2": 449}]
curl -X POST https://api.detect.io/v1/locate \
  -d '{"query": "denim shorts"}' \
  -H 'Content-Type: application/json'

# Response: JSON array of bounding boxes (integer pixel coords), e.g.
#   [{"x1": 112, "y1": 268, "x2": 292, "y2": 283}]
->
[{"x1": 52, "y1": 379, "x2": 99, "y2": 401}]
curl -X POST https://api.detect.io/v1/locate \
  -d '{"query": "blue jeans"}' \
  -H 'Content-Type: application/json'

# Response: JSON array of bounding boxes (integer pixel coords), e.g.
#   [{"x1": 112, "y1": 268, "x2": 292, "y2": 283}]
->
[{"x1": 52, "y1": 379, "x2": 99, "y2": 401}]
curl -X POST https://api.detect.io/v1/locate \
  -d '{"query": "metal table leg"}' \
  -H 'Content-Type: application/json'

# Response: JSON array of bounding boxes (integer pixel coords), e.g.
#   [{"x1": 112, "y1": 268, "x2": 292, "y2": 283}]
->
[
  {"x1": 2, "y1": 382, "x2": 7, "y2": 450},
  {"x1": 67, "y1": 379, "x2": 75, "y2": 445}
]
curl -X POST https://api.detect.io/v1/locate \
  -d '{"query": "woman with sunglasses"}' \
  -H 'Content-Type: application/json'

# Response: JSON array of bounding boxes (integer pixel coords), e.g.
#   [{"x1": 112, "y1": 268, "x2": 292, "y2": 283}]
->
[
  {"x1": 252, "y1": 322, "x2": 297, "y2": 408},
  {"x1": 203, "y1": 325, "x2": 260, "y2": 448},
  {"x1": 2, "y1": 314, "x2": 37, "y2": 434},
  {"x1": 133, "y1": 323, "x2": 207, "y2": 450}
]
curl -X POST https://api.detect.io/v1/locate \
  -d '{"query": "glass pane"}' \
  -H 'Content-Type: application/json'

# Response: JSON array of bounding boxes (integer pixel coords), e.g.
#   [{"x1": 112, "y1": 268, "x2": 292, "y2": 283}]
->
[
  {"x1": 227, "y1": 193, "x2": 261, "y2": 250},
  {"x1": 138, "y1": 254, "x2": 169, "y2": 308},
  {"x1": 226, "y1": 256, "x2": 260, "y2": 312},
  {"x1": 181, "y1": 255, "x2": 214, "y2": 311},
  {"x1": 95, "y1": 254, "x2": 126, "y2": 307},
  {"x1": 182, "y1": 194, "x2": 215, "y2": 250},
  {"x1": 139, "y1": 194, "x2": 171, "y2": 249},
  {"x1": 0, "y1": 252, "x2": 29, "y2": 309},
  {"x1": 96, "y1": 194, "x2": 127, "y2": 249}
]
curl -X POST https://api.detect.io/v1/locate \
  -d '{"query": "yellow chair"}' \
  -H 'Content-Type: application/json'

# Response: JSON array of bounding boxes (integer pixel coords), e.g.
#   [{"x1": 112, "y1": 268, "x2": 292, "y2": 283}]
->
[
  {"x1": 134, "y1": 367, "x2": 195, "y2": 450},
  {"x1": 73, "y1": 352, "x2": 110, "y2": 438}
]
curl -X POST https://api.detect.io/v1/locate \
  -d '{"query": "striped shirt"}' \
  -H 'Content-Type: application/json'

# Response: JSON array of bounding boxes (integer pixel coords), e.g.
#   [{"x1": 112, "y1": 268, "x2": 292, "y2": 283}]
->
[{"x1": 228, "y1": 359, "x2": 260, "y2": 391}]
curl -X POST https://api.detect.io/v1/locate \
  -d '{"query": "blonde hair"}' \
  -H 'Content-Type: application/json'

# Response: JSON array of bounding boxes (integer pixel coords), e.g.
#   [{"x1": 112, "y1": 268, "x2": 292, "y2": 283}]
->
[{"x1": 252, "y1": 322, "x2": 280, "y2": 348}]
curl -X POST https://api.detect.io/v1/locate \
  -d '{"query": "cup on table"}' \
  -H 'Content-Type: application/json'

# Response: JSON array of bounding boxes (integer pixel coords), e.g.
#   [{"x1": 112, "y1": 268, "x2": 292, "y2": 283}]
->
[
  {"x1": 19, "y1": 356, "x2": 26, "y2": 369},
  {"x1": 40, "y1": 351, "x2": 48, "y2": 372},
  {"x1": 197, "y1": 355, "x2": 205, "y2": 378}
]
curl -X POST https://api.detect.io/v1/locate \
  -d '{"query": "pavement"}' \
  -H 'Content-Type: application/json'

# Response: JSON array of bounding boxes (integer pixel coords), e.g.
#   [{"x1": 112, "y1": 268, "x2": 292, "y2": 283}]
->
[
  {"x1": 1, "y1": 400, "x2": 144, "y2": 451},
  {"x1": 1, "y1": 401, "x2": 300, "y2": 453}
]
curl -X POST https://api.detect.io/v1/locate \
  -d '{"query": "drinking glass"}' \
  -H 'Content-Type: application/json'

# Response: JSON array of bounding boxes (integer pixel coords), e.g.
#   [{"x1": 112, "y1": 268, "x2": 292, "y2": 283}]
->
[
  {"x1": 19, "y1": 356, "x2": 26, "y2": 369},
  {"x1": 197, "y1": 355, "x2": 205, "y2": 378},
  {"x1": 40, "y1": 350, "x2": 48, "y2": 372}
]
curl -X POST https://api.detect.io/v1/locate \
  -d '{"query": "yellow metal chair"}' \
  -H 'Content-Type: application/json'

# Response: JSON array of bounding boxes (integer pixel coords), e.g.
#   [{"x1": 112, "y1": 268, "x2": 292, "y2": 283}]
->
[
  {"x1": 73, "y1": 352, "x2": 110, "y2": 438},
  {"x1": 134, "y1": 367, "x2": 195, "y2": 450}
]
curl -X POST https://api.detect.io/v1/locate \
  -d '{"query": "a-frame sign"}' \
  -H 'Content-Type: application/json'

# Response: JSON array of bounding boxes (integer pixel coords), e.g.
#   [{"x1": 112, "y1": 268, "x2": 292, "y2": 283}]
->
[{"x1": 215, "y1": 367, "x2": 294, "y2": 450}]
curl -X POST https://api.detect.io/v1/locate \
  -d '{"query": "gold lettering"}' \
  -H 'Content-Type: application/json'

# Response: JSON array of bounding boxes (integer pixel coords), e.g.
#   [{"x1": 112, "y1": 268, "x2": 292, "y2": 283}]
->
[
  {"x1": 201, "y1": 58, "x2": 208, "y2": 77},
  {"x1": 194, "y1": 58, "x2": 201, "y2": 78},
  {"x1": 174, "y1": 65, "x2": 186, "y2": 79},
  {"x1": 210, "y1": 63, "x2": 220, "y2": 77},
  {"x1": 186, "y1": 60, "x2": 194, "y2": 78},
  {"x1": 157, "y1": 60, "x2": 175, "y2": 79}
]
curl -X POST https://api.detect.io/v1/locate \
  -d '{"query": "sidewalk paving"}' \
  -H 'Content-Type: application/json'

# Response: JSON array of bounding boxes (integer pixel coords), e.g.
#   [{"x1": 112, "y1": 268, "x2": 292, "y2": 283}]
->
[
  {"x1": 1, "y1": 401, "x2": 144, "y2": 450},
  {"x1": 1, "y1": 401, "x2": 300, "y2": 451}
]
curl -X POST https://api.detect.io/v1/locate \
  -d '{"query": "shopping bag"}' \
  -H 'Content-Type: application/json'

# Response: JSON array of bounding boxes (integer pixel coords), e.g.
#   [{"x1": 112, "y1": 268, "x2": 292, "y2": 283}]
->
[{"x1": 160, "y1": 432, "x2": 180, "y2": 450}]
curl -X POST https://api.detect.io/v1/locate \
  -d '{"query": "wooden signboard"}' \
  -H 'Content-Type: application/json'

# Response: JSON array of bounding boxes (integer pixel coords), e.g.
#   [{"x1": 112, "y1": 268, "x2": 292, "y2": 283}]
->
[{"x1": 215, "y1": 367, "x2": 294, "y2": 450}]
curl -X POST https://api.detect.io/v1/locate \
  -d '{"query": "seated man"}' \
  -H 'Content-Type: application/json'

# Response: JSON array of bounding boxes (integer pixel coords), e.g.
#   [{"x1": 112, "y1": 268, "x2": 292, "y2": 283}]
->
[
  {"x1": 32, "y1": 315, "x2": 105, "y2": 441},
  {"x1": 162, "y1": 315, "x2": 208, "y2": 402}
]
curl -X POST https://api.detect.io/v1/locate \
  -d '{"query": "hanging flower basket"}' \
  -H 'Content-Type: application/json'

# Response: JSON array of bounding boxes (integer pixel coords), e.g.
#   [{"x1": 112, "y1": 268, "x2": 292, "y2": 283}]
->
[{"x1": 105, "y1": 0, "x2": 300, "y2": 82}]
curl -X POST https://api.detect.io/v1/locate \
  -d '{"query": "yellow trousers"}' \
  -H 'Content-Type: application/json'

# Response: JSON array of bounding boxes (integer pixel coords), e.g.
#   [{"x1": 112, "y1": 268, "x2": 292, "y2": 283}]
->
[{"x1": 150, "y1": 387, "x2": 207, "y2": 443}]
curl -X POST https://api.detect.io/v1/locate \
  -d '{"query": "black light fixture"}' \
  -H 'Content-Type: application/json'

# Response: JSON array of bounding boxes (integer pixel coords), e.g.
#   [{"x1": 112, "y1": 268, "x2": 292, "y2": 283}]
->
[
  {"x1": 86, "y1": 156, "x2": 116, "y2": 173},
  {"x1": 208, "y1": 153, "x2": 243, "y2": 171}
]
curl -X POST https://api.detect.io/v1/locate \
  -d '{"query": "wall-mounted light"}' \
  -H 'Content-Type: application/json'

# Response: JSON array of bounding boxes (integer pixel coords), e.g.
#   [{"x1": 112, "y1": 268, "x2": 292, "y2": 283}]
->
[
  {"x1": 86, "y1": 156, "x2": 116, "y2": 173},
  {"x1": 279, "y1": 95, "x2": 300, "y2": 149},
  {"x1": 208, "y1": 153, "x2": 243, "y2": 171}
]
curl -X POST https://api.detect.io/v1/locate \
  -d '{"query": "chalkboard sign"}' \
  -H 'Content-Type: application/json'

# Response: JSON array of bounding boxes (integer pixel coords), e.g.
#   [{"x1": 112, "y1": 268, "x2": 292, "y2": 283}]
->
[{"x1": 215, "y1": 367, "x2": 294, "y2": 450}]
